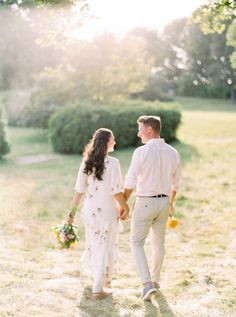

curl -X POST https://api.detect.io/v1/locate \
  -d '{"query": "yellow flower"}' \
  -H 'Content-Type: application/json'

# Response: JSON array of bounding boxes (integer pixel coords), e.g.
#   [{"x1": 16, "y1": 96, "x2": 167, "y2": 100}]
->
[{"x1": 167, "y1": 216, "x2": 179, "y2": 228}]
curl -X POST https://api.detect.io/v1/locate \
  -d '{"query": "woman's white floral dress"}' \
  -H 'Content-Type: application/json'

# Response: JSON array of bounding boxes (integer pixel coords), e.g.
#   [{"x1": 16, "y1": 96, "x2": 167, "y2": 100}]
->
[{"x1": 75, "y1": 155, "x2": 123, "y2": 292}]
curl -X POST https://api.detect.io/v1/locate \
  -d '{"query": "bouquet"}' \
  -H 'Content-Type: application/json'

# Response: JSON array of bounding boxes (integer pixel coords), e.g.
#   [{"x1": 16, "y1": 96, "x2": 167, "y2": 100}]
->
[
  {"x1": 166, "y1": 215, "x2": 179, "y2": 229},
  {"x1": 52, "y1": 222, "x2": 80, "y2": 249}
]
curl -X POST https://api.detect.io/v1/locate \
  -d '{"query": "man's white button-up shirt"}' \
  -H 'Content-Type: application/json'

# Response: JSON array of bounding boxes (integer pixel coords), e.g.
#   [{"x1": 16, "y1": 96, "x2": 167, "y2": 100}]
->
[{"x1": 124, "y1": 138, "x2": 181, "y2": 196}]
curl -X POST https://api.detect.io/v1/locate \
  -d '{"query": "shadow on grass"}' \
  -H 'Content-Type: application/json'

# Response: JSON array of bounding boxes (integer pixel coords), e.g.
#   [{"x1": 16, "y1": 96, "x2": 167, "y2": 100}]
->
[
  {"x1": 144, "y1": 299, "x2": 159, "y2": 317},
  {"x1": 78, "y1": 286, "x2": 121, "y2": 317},
  {"x1": 171, "y1": 140, "x2": 200, "y2": 165},
  {"x1": 145, "y1": 289, "x2": 176, "y2": 317}
]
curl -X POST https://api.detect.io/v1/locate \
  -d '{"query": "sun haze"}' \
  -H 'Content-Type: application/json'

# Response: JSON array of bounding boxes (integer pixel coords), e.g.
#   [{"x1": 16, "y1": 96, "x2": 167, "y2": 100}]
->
[{"x1": 87, "y1": 0, "x2": 208, "y2": 35}]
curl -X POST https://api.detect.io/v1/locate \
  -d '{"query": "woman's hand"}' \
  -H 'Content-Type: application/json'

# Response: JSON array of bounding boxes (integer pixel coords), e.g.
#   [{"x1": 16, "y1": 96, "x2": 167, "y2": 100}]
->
[{"x1": 66, "y1": 212, "x2": 74, "y2": 224}]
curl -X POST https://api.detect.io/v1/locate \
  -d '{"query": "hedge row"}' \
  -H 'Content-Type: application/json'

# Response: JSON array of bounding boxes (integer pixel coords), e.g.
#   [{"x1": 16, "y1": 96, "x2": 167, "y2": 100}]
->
[{"x1": 49, "y1": 103, "x2": 181, "y2": 154}]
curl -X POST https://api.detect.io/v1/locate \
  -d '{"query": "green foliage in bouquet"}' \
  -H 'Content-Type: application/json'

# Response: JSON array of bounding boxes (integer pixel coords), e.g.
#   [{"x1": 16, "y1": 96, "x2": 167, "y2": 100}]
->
[
  {"x1": 52, "y1": 222, "x2": 80, "y2": 249},
  {"x1": 49, "y1": 100, "x2": 181, "y2": 154}
]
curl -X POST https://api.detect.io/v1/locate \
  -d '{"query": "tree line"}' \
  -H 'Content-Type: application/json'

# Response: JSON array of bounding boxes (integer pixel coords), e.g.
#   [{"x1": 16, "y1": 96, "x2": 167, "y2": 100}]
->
[{"x1": 0, "y1": 1, "x2": 235, "y2": 106}]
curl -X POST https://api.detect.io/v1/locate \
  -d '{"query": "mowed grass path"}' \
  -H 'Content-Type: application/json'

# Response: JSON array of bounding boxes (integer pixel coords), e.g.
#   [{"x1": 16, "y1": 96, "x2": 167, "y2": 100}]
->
[{"x1": 0, "y1": 98, "x2": 236, "y2": 317}]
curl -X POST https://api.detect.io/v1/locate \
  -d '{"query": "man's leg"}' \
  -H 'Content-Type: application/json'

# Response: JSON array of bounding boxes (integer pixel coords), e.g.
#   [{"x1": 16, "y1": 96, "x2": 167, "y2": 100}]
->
[
  {"x1": 131, "y1": 198, "x2": 154, "y2": 284},
  {"x1": 150, "y1": 200, "x2": 169, "y2": 284}
]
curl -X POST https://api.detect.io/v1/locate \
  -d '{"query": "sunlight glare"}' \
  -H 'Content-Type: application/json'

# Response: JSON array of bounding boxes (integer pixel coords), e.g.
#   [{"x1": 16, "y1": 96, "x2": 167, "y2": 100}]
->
[{"x1": 68, "y1": 0, "x2": 207, "y2": 40}]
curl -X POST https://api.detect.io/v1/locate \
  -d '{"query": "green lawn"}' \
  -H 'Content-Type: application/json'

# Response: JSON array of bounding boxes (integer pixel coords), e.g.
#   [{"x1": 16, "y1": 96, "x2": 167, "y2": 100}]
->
[{"x1": 0, "y1": 97, "x2": 236, "y2": 317}]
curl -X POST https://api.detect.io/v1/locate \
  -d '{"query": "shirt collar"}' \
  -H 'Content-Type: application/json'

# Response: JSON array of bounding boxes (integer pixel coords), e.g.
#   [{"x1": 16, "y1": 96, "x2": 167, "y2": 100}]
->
[{"x1": 146, "y1": 138, "x2": 165, "y2": 145}]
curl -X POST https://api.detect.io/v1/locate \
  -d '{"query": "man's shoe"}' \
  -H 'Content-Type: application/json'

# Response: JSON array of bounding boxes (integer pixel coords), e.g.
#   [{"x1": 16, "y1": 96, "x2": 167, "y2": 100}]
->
[{"x1": 140, "y1": 282, "x2": 157, "y2": 301}]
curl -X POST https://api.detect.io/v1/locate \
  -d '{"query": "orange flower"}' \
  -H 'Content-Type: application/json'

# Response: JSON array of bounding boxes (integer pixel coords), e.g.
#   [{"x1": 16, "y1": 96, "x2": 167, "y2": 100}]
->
[{"x1": 166, "y1": 216, "x2": 179, "y2": 228}]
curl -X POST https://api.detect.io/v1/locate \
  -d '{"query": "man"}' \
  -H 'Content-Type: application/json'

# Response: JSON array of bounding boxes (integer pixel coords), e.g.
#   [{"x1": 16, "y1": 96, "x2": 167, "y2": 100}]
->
[{"x1": 121, "y1": 115, "x2": 181, "y2": 301}]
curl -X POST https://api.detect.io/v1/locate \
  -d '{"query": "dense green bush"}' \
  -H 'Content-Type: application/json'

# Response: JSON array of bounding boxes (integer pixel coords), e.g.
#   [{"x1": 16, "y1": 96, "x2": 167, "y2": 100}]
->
[
  {"x1": 16, "y1": 91, "x2": 64, "y2": 128},
  {"x1": 18, "y1": 101, "x2": 54, "y2": 128},
  {"x1": 0, "y1": 107, "x2": 10, "y2": 158},
  {"x1": 49, "y1": 101, "x2": 181, "y2": 154},
  {"x1": 5, "y1": 90, "x2": 65, "y2": 128}
]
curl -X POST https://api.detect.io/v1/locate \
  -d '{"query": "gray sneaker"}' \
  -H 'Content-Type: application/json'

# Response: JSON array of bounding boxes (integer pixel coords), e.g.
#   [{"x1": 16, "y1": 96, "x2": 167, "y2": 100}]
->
[{"x1": 140, "y1": 282, "x2": 157, "y2": 301}]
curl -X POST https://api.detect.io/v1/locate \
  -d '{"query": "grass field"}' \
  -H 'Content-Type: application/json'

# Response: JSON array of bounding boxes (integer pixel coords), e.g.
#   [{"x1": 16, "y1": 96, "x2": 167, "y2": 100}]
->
[{"x1": 0, "y1": 97, "x2": 236, "y2": 317}]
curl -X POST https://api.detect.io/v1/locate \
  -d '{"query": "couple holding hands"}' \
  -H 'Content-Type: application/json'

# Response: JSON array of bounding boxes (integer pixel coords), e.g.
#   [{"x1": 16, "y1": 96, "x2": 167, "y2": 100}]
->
[{"x1": 66, "y1": 115, "x2": 181, "y2": 300}]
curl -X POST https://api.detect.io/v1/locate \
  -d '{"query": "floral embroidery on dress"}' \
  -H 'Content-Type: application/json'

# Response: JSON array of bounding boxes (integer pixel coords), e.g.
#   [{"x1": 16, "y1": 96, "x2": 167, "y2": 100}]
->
[
  {"x1": 100, "y1": 235, "x2": 105, "y2": 241},
  {"x1": 94, "y1": 230, "x2": 100, "y2": 237}
]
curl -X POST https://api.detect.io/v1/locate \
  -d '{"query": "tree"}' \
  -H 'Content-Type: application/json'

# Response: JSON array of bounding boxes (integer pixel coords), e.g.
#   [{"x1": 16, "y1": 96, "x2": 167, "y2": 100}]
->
[
  {"x1": 193, "y1": 0, "x2": 236, "y2": 65},
  {"x1": 39, "y1": 33, "x2": 154, "y2": 103},
  {"x1": 227, "y1": 19, "x2": 236, "y2": 68},
  {"x1": 128, "y1": 27, "x2": 176, "y2": 101},
  {"x1": 180, "y1": 21, "x2": 235, "y2": 99},
  {"x1": 193, "y1": 0, "x2": 236, "y2": 34},
  {"x1": 0, "y1": 10, "x2": 60, "y2": 90},
  {"x1": 128, "y1": 18, "x2": 236, "y2": 100},
  {"x1": 0, "y1": 0, "x2": 80, "y2": 6},
  {"x1": 193, "y1": 0, "x2": 236, "y2": 100}
]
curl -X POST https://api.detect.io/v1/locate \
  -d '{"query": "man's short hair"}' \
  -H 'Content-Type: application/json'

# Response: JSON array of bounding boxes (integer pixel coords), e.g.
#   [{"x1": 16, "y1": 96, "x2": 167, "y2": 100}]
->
[{"x1": 137, "y1": 115, "x2": 161, "y2": 134}]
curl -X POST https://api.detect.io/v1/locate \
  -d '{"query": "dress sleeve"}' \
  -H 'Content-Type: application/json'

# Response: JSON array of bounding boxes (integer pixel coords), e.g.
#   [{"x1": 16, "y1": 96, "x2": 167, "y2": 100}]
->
[
  {"x1": 109, "y1": 159, "x2": 123, "y2": 195},
  {"x1": 75, "y1": 160, "x2": 88, "y2": 193}
]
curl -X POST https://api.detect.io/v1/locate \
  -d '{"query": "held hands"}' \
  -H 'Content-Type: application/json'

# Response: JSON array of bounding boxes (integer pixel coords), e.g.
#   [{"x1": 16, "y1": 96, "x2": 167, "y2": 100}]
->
[{"x1": 119, "y1": 205, "x2": 129, "y2": 220}]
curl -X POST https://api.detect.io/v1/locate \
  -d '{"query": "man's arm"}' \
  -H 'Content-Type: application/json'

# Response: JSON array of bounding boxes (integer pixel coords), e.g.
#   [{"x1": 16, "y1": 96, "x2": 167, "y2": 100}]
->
[
  {"x1": 124, "y1": 150, "x2": 139, "y2": 198},
  {"x1": 169, "y1": 152, "x2": 181, "y2": 216},
  {"x1": 124, "y1": 188, "x2": 133, "y2": 201},
  {"x1": 169, "y1": 190, "x2": 176, "y2": 216}
]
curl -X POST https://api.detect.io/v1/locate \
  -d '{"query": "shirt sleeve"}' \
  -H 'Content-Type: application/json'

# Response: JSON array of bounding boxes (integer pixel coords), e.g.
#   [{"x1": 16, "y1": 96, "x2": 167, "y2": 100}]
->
[
  {"x1": 75, "y1": 160, "x2": 88, "y2": 193},
  {"x1": 124, "y1": 149, "x2": 140, "y2": 189},
  {"x1": 171, "y1": 152, "x2": 181, "y2": 192},
  {"x1": 109, "y1": 159, "x2": 123, "y2": 195}
]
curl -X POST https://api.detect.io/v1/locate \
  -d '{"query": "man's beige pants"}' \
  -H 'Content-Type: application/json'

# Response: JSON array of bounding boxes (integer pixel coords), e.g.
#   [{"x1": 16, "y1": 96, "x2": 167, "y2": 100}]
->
[{"x1": 131, "y1": 196, "x2": 169, "y2": 284}]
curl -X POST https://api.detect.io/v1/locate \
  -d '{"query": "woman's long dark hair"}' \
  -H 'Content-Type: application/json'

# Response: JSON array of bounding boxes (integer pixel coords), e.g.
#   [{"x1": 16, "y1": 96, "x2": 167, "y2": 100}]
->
[{"x1": 83, "y1": 128, "x2": 112, "y2": 180}]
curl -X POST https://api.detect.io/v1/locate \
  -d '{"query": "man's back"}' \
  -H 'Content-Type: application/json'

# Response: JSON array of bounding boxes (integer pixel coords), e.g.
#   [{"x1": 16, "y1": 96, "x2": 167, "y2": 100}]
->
[{"x1": 125, "y1": 138, "x2": 181, "y2": 196}]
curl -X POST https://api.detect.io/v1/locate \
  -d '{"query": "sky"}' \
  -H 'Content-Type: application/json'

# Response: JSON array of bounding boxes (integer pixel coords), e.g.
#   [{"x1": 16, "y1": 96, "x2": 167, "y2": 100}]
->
[{"x1": 83, "y1": 0, "x2": 208, "y2": 36}]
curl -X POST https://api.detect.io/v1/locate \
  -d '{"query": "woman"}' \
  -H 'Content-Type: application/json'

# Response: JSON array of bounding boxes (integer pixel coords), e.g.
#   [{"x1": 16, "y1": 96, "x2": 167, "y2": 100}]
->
[{"x1": 67, "y1": 128, "x2": 129, "y2": 299}]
